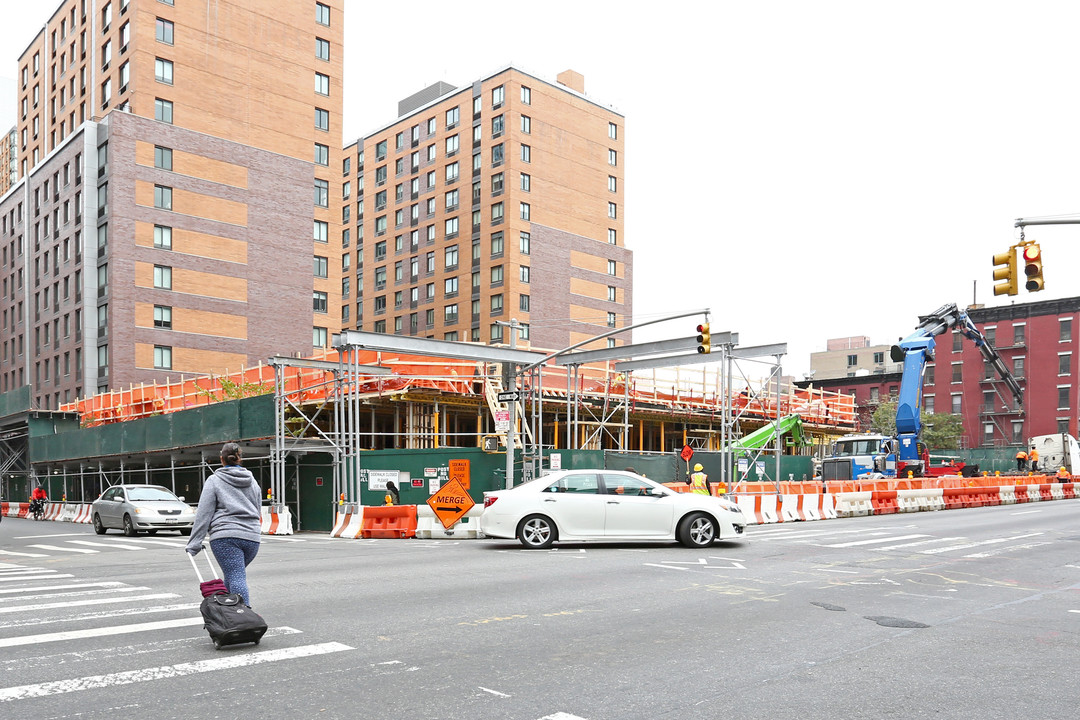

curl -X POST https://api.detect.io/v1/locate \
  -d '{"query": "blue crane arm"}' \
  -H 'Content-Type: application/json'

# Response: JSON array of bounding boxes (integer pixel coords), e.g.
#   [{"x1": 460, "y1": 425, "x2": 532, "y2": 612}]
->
[{"x1": 890, "y1": 303, "x2": 1025, "y2": 468}]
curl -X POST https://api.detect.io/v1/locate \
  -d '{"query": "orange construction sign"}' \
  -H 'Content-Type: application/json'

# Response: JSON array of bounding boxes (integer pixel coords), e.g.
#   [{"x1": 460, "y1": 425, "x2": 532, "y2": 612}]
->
[
  {"x1": 427, "y1": 478, "x2": 475, "y2": 529},
  {"x1": 449, "y1": 459, "x2": 471, "y2": 489}
]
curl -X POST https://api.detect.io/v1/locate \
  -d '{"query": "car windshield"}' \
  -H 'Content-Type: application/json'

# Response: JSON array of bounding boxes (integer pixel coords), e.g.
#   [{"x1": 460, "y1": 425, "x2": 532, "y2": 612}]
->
[
  {"x1": 834, "y1": 439, "x2": 882, "y2": 456},
  {"x1": 126, "y1": 487, "x2": 178, "y2": 501}
]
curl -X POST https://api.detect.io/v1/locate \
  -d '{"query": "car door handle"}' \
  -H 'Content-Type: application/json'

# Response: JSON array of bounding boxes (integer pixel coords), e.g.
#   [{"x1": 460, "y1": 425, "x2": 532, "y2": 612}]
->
[
  {"x1": 543, "y1": 498, "x2": 557, "y2": 502},
  {"x1": 607, "y1": 501, "x2": 619, "y2": 504}
]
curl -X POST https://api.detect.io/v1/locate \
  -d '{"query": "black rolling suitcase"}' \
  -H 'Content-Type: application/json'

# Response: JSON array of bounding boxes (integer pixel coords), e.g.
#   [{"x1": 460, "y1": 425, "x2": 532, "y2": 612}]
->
[{"x1": 187, "y1": 550, "x2": 268, "y2": 649}]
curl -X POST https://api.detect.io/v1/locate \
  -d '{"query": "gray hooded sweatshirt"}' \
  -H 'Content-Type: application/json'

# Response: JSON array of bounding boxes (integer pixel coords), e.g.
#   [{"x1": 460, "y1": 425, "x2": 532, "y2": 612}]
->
[{"x1": 185, "y1": 465, "x2": 262, "y2": 554}]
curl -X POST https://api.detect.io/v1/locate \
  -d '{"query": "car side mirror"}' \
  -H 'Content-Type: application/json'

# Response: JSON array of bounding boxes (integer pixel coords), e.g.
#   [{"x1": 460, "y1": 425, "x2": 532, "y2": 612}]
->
[{"x1": 178, "y1": 496, "x2": 185, "y2": 502}]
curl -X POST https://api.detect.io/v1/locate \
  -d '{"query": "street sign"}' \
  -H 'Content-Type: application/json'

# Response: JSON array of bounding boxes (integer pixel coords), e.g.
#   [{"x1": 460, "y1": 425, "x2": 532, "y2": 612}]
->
[
  {"x1": 449, "y1": 459, "x2": 470, "y2": 489},
  {"x1": 427, "y1": 478, "x2": 475, "y2": 529},
  {"x1": 495, "y1": 410, "x2": 510, "y2": 432},
  {"x1": 680, "y1": 445, "x2": 694, "y2": 461},
  {"x1": 497, "y1": 391, "x2": 520, "y2": 402}
]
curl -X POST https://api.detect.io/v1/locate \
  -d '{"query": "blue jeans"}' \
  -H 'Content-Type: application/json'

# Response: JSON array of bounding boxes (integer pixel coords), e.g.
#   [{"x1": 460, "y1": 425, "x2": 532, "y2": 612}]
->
[{"x1": 210, "y1": 538, "x2": 260, "y2": 605}]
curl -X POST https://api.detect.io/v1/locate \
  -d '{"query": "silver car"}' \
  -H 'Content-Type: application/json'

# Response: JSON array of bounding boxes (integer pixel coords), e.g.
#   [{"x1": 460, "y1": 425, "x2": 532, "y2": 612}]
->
[{"x1": 92, "y1": 484, "x2": 196, "y2": 536}]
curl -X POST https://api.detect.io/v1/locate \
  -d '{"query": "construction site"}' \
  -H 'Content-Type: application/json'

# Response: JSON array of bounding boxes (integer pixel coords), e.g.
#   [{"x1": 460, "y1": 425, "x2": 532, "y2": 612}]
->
[{"x1": 0, "y1": 329, "x2": 858, "y2": 532}]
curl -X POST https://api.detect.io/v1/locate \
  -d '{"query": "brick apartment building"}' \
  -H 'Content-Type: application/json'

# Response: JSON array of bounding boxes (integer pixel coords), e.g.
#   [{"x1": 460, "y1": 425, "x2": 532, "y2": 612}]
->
[
  {"x1": 1, "y1": 0, "x2": 344, "y2": 408},
  {"x1": 800, "y1": 296, "x2": 1080, "y2": 448},
  {"x1": 343, "y1": 67, "x2": 632, "y2": 350}
]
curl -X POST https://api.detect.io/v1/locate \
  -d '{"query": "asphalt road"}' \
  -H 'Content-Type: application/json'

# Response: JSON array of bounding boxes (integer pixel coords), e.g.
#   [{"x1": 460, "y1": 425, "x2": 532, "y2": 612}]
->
[{"x1": 2, "y1": 500, "x2": 1078, "y2": 720}]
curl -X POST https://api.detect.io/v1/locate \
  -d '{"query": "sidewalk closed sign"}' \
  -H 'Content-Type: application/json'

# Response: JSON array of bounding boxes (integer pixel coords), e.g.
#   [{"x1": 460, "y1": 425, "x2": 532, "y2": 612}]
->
[{"x1": 449, "y1": 459, "x2": 470, "y2": 489}]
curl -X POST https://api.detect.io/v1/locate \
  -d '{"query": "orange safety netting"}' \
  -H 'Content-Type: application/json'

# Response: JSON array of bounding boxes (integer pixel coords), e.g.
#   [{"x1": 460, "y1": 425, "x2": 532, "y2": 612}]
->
[{"x1": 59, "y1": 347, "x2": 857, "y2": 429}]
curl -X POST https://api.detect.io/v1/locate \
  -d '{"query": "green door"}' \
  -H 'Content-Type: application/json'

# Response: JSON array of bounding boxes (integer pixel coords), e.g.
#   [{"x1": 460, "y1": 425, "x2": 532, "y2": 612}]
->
[{"x1": 297, "y1": 455, "x2": 335, "y2": 532}]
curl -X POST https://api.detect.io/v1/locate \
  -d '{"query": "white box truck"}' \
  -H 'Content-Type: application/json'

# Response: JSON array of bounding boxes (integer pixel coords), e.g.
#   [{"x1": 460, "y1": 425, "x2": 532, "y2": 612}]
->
[{"x1": 1028, "y1": 433, "x2": 1080, "y2": 475}]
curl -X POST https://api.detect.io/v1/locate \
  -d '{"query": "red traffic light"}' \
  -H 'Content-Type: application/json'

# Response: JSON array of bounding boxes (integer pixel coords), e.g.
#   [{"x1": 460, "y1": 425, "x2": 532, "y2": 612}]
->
[
  {"x1": 1023, "y1": 245, "x2": 1040, "y2": 263},
  {"x1": 1023, "y1": 243, "x2": 1044, "y2": 292}
]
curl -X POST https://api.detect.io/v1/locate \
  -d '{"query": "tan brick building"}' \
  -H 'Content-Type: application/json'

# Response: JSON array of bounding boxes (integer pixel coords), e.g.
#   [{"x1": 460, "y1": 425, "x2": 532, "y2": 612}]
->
[
  {"x1": 3, "y1": 0, "x2": 344, "y2": 407},
  {"x1": 343, "y1": 67, "x2": 632, "y2": 351}
]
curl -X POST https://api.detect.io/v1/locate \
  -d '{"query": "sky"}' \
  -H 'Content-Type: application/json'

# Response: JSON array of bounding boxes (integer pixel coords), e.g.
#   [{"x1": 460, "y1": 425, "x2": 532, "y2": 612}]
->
[{"x1": 3, "y1": 1, "x2": 1080, "y2": 378}]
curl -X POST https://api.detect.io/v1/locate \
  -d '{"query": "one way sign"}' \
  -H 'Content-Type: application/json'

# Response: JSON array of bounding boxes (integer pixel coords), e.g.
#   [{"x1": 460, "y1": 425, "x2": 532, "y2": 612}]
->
[{"x1": 426, "y1": 478, "x2": 475, "y2": 529}]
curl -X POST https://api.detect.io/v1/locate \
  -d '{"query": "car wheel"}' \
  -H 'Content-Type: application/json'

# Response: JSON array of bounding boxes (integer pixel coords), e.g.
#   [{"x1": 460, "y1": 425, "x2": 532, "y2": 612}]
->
[
  {"x1": 518, "y1": 514, "x2": 556, "y2": 549},
  {"x1": 93, "y1": 514, "x2": 107, "y2": 535},
  {"x1": 678, "y1": 512, "x2": 717, "y2": 548},
  {"x1": 122, "y1": 514, "x2": 138, "y2": 537}
]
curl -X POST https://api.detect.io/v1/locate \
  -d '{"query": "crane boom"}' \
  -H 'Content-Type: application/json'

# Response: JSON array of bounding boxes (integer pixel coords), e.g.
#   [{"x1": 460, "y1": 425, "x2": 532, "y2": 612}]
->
[{"x1": 890, "y1": 303, "x2": 1023, "y2": 474}]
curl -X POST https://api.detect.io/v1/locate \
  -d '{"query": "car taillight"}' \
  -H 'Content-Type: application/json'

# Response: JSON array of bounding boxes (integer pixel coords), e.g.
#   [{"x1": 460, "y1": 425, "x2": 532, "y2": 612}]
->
[{"x1": 484, "y1": 496, "x2": 498, "y2": 508}]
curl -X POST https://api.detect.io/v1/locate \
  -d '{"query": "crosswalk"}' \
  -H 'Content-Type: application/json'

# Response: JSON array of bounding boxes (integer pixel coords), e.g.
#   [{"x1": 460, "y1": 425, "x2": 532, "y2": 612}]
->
[
  {"x1": 748, "y1": 524, "x2": 1051, "y2": 558},
  {"x1": 0, "y1": 561, "x2": 353, "y2": 707},
  {"x1": 1, "y1": 532, "x2": 306, "y2": 558}
]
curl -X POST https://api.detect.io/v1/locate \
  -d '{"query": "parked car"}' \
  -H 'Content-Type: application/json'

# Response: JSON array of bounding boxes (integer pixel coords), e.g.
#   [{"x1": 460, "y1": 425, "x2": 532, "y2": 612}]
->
[
  {"x1": 92, "y1": 484, "x2": 195, "y2": 536},
  {"x1": 480, "y1": 469, "x2": 746, "y2": 549}
]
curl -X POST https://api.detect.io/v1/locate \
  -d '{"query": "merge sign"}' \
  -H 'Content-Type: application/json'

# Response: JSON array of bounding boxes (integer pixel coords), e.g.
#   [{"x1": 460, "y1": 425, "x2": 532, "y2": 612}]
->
[{"x1": 427, "y1": 478, "x2": 475, "y2": 529}]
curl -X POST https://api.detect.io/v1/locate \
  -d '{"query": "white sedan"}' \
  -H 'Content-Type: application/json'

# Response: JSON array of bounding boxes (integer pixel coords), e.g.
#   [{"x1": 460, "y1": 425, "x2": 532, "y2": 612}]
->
[{"x1": 480, "y1": 469, "x2": 746, "y2": 549}]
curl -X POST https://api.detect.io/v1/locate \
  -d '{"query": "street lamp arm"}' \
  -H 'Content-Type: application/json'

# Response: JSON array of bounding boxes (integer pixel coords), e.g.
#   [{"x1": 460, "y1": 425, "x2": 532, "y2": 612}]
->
[{"x1": 1014, "y1": 215, "x2": 1080, "y2": 228}]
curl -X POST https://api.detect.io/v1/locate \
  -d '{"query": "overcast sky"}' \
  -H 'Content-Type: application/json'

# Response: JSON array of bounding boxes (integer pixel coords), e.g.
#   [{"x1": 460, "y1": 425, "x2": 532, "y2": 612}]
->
[{"x1": 3, "y1": 1, "x2": 1080, "y2": 378}]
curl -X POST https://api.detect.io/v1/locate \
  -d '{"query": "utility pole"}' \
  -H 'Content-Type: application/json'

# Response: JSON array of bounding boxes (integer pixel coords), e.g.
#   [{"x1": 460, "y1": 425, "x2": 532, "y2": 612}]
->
[{"x1": 506, "y1": 319, "x2": 518, "y2": 489}]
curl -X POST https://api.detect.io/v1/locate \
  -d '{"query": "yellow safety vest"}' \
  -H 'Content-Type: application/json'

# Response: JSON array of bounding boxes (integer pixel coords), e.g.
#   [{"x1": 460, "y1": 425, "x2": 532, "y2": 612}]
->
[{"x1": 689, "y1": 472, "x2": 710, "y2": 495}]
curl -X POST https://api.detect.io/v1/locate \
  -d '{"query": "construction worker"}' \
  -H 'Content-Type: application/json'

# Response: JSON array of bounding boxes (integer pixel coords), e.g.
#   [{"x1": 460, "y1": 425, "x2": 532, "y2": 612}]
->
[
  {"x1": 1057, "y1": 466, "x2": 1070, "y2": 482},
  {"x1": 1029, "y1": 446, "x2": 1039, "y2": 473},
  {"x1": 687, "y1": 463, "x2": 710, "y2": 496},
  {"x1": 1015, "y1": 448, "x2": 1028, "y2": 472}
]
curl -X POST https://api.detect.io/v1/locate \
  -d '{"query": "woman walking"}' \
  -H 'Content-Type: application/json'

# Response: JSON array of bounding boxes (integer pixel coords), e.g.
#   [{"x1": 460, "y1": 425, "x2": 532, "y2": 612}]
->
[{"x1": 185, "y1": 442, "x2": 262, "y2": 605}]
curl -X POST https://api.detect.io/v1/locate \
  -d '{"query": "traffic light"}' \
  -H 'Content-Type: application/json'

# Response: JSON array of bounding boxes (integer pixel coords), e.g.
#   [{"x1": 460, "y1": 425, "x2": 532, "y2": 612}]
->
[
  {"x1": 992, "y1": 248, "x2": 1018, "y2": 296},
  {"x1": 696, "y1": 323, "x2": 711, "y2": 354},
  {"x1": 1023, "y1": 243, "x2": 1044, "y2": 292}
]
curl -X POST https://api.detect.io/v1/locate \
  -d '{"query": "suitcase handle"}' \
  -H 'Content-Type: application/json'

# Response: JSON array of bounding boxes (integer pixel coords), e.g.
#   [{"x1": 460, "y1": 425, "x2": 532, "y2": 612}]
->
[{"x1": 186, "y1": 546, "x2": 220, "y2": 583}]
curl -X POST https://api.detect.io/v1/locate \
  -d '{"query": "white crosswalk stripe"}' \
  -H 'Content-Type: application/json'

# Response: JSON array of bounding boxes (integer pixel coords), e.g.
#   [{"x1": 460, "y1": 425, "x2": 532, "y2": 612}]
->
[
  {"x1": 0, "y1": 561, "x2": 351, "y2": 705},
  {"x1": 25, "y1": 544, "x2": 97, "y2": 554},
  {"x1": 750, "y1": 525, "x2": 1049, "y2": 557}
]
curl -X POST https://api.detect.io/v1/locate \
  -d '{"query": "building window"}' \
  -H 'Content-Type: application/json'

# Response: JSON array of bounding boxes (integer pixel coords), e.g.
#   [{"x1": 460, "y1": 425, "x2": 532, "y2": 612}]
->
[
  {"x1": 846, "y1": 354, "x2": 857, "y2": 367},
  {"x1": 1059, "y1": 386, "x2": 1071, "y2": 409},
  {"x1": 445, "y1": 162, "x2": 459, "y2": 182},
  {"x1": 315, "y1": 107, "x2": 329, "y2": 131},
  {"x1": 445, "y1": 217, "x2": 458, "y2": 238},
  {"x1": 311, "y1": 326, "x2": 327, "y2": 347},
  {"x1": 154, "y1": 225, "x2": 172, "y2": 249},
  {"x1": 314, "y1": 220, "x2": 328, "y2": 244},
  {"x1": 314, "y1": 255, "x2": 328, "y2": 278},
  {"x1": 951, "y1": 362, "x2": 962, "y2": 383},
  {"x1": 155, "y1": 58, "x2": 173, "y2": 84},
  {"x1": 607, "y1": 260, "x2": 617, "y2": 276},
  {"x1": 313, "y1": 290, "x2": 328, "y2": 313},
  {"x1": 609, "y1": 122, "x2": 618, "y2": 140},
  {"x1": 314, "y1": 143, "x2": 329, "y2": 165},
  {"x1": 607, "y1": 312, "x2": 617, "y2": 328},
  {"x1": 444, "y1": 244, "x2": 459, "y2": 269},
  {"x1": 608, "y1": 175, "x2": 617, "y2": 193},
  {"x1": 154, "y1": 98, "x2": 173, "y2": 123},
  {"x1": 445, "y1": 277, "x2": 458, "y2": 296},
  {"x1": 608, "y1": 149, "x2": 617, "y2": 166},
  {"x1": 153, "y1": 305, "x2": 171, "y2": 329},
  {"x1": 491, "y1": 294, "x2": 503, "y2": 313},
  {"x1": 607, "y1": 286, "x2": 616, "y2": 302},
  {"x1": 491, "y1": 202, "x2": 504, "y2": 223},
  {"x1": 520, "y1": 202, "x2": 530, "y2": 221},
  {"x1": 520, "y1": 231, "x2": 530, "y2": 255},
  {"x1": 608, "y1": 202, "x2": 617, "y2": 219},
  {"x1": 154, "y1": 146, "x2": 172, "y2": 170},
  {"x1": 315, "y1": 72, "x2": 330, "y2": 96},
  {"x1": 521, "y1": 86, "x2": 531, "y2": 104},
  {"x1": 491, "y1": 114, "x2": 504, "y2": 137},
  {"x1": 1060, "y1": 353, "x2": 1072, "y2": 375},
  {"x1": 153, "y1": 265, "x2": 172, "y2": 289},
  {"x1": 608, "y1": 228, "x2": 617, "y2": 244},
  {"x1": 156, "y1": 17, "x2": 174, "y2": 44},
  {"x1": 520, "y1": 173, "x2": 531, "y2": 192},
  {"x1": 924, "y1": 395, "x2": 934, "y2": 414},
  {"x1": 491, "y1": 265, "x2": 503, "y2": 285},
  {"x1": 1013, "y1": 356, "x2": 1025, "y2": 378},
  {"x1": 520, "y1": 266, "x2": 530, "y2": 283},
  {"x1": 154, "y1": 185, "x2": 172, "y2": 210},
  {"x1": 154, "y1": 345, "x2": 172, "y2": 369},
  {"x1": 316, "y1": 37, "x2": 330, "y2": 61},
  {"x1": 492, "y1": 85, "x2": 504, "y2": 107},
  {"x1": 1013, "y1": 323, "x2": 1026, "y2": 344},
  {"x1": 490, "y1": 232, "x2": 504, "y2": 257},
  {"x1": 519, "y1": 294, "x2": 530, "y2": 312},
  {"x1": 521, "y1": 115, "x2": 531, "y2": 134},
  {"x1": 446, "y1": 135, "x2": 459, "y2": 155},
  {"x1": 1059, "y1": 419, "x2": 1070, "y2": 434},
  {"x1": 1062, "y1": 318, "x2": 1073, "y2": 342},
  {"x1": 446, "y1": 106, "x2": 459, "y2": 128},
  {"x1": 490, "y1": 324, "x2": 503, "y2": 343},
  {"x1": 951, "y1": 394, "x2": 961, "y2": 414},
  {"x1": 520, "y1": 144, "x2": 530, "y2": 163},
  {"x1": 313, "y1": 178, "x2": 329, "y2": 207},
  {"x1": 316, "y1": 2, "x2": 330, "y2": 26}
]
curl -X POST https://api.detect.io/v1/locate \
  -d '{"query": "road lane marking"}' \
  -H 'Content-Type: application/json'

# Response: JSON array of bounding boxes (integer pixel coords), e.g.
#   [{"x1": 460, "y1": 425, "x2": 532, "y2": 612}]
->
[
  {"x1": 0, "y1": 642, "x2": 355, "y2": 702},
  {"x1": 0, "y1": 582, "x2": 128, "y2": 595},
  {"x1": 0, "y1": 573, "x2": 72, "y2": 582},
  {"x1": 0, "y1": 551, "x2": 50, "y2": 558},
  {"x1": 0, "y1": 617, "x2": 206, "y2": 648},
  {"x1": 480, "y1": 687, "x2": 511, "y2": 697},
  {"x1": 26, "y1": 544, "x2": 97, "y2": 554},
  {"x1": 65, "y1": 540, "x2": 145, "y2": 550},
  {"x1": 0, "y1": 603, "x2": 200, "y2": 630},
  {"x1": 110, "y1": 538, "x2": 188, "y2": 547},
  {"x1": 876, "y1": 537, "x2": 964, "y2": 551},
  {"x1": 964, "y1": 541, "x2": 1051, "y2": 558},
  {"x1": 0, "y1": 587, "x2": 149, "y2": 603},
  {"x1": 539, "y1": 714, "x2": 589, "y2": 720},
  {"x1": 644, "y1": 563, "x2": 688, "y2": 571},
  {"x1": 753, "y1": 528, "x2": 897, "y2": 541},
  {"x1": 818, "y1": 534, "x2": 930, "y2": 548},
  {"x1": 919, "y1": 532, "x2": 1044, "y2": 555},
  {"x1": 0, "y1": 593, "x2": 179, "y2": 614},
  {"x1": 1009, "y1": 510, "x2": 1041, "y2": 515},
  {"x1": 12, "y1": 534, "x2": 86, "y2": 539}
]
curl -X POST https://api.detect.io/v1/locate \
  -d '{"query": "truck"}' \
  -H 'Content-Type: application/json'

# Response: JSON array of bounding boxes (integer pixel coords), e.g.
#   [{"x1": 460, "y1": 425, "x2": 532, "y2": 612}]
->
[
  {"x1": 1028, "y1": 433, "x2": 1080, "y2": 475},
  {"x1": 822, "y1": 303, "x2": 1023, "y2": 480}
]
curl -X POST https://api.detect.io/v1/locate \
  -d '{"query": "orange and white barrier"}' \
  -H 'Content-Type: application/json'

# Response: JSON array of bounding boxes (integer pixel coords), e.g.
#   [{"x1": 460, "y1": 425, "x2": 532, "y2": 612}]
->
[
  {"x1": 260, "y1": 505, "x2": 294, "y2": 535},
  {"x1": 71, "y1": 504, "x2": 93, "y2": 523},
  {"x1": 735, "y1": 494, "x2": 779, "y2": 524},
  {"x1": 834, "y1": 491, "x2": 872, "y2": 518},
  {"x1": 330, "y1": 505, "x2": 364, "y2": 539},
  {"x1": 416, "y1": 504, "x2": 484, "y2": 538}
]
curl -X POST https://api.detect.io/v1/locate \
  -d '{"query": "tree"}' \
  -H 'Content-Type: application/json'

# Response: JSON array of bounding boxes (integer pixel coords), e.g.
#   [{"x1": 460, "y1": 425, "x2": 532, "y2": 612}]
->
[{"x1": 869, "y1": 401, "x2": 964, "y2": 449}]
